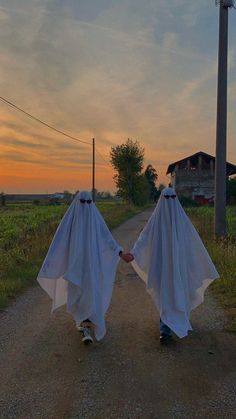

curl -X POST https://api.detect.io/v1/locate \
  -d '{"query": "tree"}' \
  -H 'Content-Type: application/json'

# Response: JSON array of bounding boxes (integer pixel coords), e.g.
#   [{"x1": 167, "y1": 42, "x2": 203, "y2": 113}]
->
[
  {"x1": 144, "y1": 164, "x2": 159, "y2": 202},
  {"x1": 132, "y1": 175, "x2": 150, "y2": 206},
  {"x1": 63, "y1": 190, "x2": 73, "y2": 204},
  {"x1": 226, "y1": 176, "x2": 236, "y2": 204},
  {"x1": 159, "y1": 183, "x2": 166, "y2": 191},
  {"x1": 110, "y1": 139, "x2": 145, "y2": 203}
]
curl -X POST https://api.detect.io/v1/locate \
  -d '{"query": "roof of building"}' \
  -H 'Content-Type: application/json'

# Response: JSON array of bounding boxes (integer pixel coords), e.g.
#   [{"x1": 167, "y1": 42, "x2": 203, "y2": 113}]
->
[{"x1": 166, "y1": 151, "x2": 236, "y2": 176}]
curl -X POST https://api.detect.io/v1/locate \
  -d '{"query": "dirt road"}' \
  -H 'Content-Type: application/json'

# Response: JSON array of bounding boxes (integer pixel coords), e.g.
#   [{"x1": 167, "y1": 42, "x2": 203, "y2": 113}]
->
[{"x1": 0, "y1": 209, "x2": 236, "y2": 419}]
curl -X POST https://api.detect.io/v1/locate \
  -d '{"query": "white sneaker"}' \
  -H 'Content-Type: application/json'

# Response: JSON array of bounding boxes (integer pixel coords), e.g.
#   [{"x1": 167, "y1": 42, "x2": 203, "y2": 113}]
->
[
  {"x1": 76, "y1": 323, "x2": 84, "y2": 332},
  {"x1": 81, "y1": 327, "x2": 93, "y2": 344}
]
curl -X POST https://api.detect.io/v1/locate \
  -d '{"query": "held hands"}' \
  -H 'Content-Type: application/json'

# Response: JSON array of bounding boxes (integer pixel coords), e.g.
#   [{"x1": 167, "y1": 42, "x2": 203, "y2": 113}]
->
[{"x1": 120, "y1": 252, "x2": 134, "y2": 263}]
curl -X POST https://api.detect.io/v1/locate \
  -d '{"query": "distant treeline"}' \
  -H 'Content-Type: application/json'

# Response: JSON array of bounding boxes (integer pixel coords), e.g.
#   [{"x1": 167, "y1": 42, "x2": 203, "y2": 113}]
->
[{"x1": 5, "y1": 194, "x2": 52, "y2": 202}]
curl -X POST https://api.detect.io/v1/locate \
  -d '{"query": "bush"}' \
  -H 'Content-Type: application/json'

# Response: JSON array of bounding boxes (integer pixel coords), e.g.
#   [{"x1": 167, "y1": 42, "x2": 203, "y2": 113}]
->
[
  {"x1": 179, "y1": 196, "x2": 200, "y2": 207},
  {"x1": 33, "y1": 200, "x2": 40, "y2": 205}
]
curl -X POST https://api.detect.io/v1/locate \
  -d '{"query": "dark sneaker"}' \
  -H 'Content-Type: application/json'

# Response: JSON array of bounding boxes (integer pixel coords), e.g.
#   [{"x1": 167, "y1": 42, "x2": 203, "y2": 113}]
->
[
  {"x1": 82, "y1": 327, "x2": 93, "y2": 344},
  {"x1": 160, "y1": 333, "x2": 172, "y2": 343}
]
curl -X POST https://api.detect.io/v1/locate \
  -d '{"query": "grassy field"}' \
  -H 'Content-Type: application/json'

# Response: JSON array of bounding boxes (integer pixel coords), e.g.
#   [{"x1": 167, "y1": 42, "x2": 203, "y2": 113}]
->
[
  {"x1": 186, "y1": 206, "x2": 236, "y2": 332},
  {"x1": 0, "y1": 202, "x2": 236, "y2": 332},
  {"x1": 0, "y1": 202, "x2": 151, "y2": 310}
]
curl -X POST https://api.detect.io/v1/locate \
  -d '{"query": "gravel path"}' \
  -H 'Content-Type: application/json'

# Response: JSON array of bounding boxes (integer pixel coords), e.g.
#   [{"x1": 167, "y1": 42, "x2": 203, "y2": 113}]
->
[{"x1": 0, "y1": 208, "x2": 236, "y2": 419}]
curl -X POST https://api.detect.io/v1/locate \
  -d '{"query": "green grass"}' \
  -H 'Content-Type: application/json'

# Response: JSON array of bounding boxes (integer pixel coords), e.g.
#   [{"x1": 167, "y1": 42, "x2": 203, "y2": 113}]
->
[
  {"x1": 0, "y1": 203, "x2": 67, "y2": 309},
  {"x1": 96, "y1": 201, "x2": 152, "y2": 230},
  {"x1": 0, "y1": 201, "x2": 150, "y2": 310},
  {"x1": 186, "y1": 206, "x2": 236, "y2": 333}
]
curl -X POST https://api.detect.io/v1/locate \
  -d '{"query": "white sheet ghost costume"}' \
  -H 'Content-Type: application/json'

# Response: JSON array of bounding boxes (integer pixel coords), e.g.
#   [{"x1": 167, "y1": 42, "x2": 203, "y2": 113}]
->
[
  {"x1": 131, "y1": 187, "x2": 219, "y2": 338},
  {"x1": 37, "y1": 191, "x2": 122, "y2": 341}
]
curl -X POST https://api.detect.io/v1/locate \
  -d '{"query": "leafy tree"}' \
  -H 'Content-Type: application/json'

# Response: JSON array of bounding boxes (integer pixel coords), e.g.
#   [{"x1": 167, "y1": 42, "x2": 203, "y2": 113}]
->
[
  {"x1": 132, "y1": 175, "x2": 150, "y2": 206},
  {"x1": 226, "y1": 176, "x2": 236, "y2": 204},
  {"x1": 144, "y1": 164, "x2": 159, "y2": 201},
  {"x1": 63, "y1": 190, "x2": 73, "y2": 204},
  {"x1": 110, "y1": 139, "x2": 145, "y2": 203},
  {"x1": 158, "y1": 183, "x2": 166, "y2": 191}
]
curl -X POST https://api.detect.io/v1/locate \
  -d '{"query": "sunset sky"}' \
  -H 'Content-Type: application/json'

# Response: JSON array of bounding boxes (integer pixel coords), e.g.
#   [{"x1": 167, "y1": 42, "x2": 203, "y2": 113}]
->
[{"x1": 0, "y1": 0, "x2": 236, "y2": 193}]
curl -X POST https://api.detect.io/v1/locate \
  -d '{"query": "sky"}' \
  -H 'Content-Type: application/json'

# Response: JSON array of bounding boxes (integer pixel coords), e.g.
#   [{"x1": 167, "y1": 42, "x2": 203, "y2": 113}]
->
[{"x1": 0, "y1": 0, "x2": 236, "y2": 193}]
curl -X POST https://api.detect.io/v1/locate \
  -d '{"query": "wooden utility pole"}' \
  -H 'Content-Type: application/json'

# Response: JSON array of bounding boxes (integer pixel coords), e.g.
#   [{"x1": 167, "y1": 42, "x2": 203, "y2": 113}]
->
[
  {"x1": 92, "y1": 138, "x2": 95, "y2": 202},
  {"x1": 215, "y1": 1, "x2": 229, "y2": 237}
]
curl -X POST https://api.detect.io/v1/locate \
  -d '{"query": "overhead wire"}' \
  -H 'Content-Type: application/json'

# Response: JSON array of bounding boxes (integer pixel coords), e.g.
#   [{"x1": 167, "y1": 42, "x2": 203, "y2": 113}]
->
[
  {"x1": 0, "y1": 95, "x2": 92, "y2": 146},
  {"x1": 0, "y1": 95, "x2": 115, "y2": 178},
  {"x1": 95, "y1": 146, "x2": 112, "y2": 168}
]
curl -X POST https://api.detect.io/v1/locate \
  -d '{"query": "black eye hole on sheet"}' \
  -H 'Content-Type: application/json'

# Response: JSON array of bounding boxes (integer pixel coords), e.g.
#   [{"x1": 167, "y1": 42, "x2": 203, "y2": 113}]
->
[{"x1": 164, "y1": 195, "x2": 176, "y2": 199}]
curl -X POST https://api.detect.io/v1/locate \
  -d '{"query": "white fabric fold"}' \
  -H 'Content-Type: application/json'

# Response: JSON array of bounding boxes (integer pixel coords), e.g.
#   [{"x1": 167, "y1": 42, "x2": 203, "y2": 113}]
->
[
  {"x1": 37, "y1": 191, "x2": 122, "y2": 340},
  {"x1": 131, "y1": 187, "x2": 219, "y2": 338}
]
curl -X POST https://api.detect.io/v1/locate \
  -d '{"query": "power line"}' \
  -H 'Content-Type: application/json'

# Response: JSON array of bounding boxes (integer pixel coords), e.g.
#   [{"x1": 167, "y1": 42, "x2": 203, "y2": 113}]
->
[
  {"x1": 95, "y1": 146, "x2": 112, "y2": 168},
  {"x1": 0, "y1": 95, "x2": 92, "y2": 146},
  {"x1": 0, "y1": 96, "x2": 115, "y2": 167}
]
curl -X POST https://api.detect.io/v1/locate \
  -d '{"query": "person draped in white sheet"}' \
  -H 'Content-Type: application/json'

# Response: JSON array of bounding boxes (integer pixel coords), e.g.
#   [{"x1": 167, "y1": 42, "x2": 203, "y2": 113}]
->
[
  {"x1": 37, "y1": 190, "x2": 127, "y2": 344},
  {"x1": 124, "y1": 186, "x2": 219, "y2": 342}
]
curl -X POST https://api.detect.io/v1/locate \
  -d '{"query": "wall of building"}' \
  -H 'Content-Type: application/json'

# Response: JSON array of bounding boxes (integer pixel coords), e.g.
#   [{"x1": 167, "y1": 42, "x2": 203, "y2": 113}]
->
[
  {"x1": 171, "y1": 156, "x2": 215, "y2": 200},
  {"x1": 174, "y1": 171, "x2": 214, "y2": 199}
]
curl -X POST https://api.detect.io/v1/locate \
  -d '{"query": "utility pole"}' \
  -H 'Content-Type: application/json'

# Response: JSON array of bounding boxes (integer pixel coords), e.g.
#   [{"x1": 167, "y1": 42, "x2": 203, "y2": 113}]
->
[
  {"x1": 214, "y1": 0, "x2": 235, "y2": 237},
  {"x1": 92, "y1": 138, "x2": 95, "y2": 202}
]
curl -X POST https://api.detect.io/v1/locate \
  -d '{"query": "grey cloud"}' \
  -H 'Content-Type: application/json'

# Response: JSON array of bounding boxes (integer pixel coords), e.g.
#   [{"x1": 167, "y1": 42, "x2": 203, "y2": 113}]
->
[
  {"x1": 45, "y1": 0, "x2": 119, "y2": 22},
  {"x1": 0, "y1": 149, "x2": 91, "y2": 168},
  {"x1": 0, "y1": 151, "x2": 44, "y2": 165},
  {"x1": 0, "y1": 136, "x2": 47, "y2": 149}
]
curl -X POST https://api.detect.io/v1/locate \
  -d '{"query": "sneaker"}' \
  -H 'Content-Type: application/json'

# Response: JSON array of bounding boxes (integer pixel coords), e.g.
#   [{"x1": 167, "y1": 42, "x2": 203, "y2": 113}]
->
[
  {"x1": 81, "y1": 327, "x2": 93, "y2": 344},
  {"x1": 76, "y1": 323, "x2": 84, "y2": 332},
  {"x1": 160, "y1": 333, "x2": 172, "y2": 343}
]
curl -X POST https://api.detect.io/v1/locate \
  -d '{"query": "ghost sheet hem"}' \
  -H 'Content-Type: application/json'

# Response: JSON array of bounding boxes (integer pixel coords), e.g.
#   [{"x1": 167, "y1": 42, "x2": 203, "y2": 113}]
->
[{"x1": 37, "y1": 276, "x2": 68, "y2": 311}]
